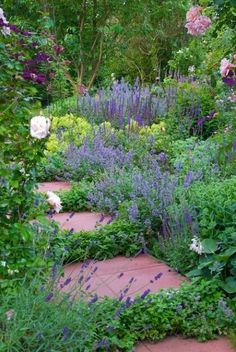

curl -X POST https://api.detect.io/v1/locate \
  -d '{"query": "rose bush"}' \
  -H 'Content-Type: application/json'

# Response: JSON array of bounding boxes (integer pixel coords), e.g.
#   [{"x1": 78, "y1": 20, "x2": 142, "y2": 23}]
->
[{"x1": 0, "y1": 8, "x2": 64, "y2": 283}]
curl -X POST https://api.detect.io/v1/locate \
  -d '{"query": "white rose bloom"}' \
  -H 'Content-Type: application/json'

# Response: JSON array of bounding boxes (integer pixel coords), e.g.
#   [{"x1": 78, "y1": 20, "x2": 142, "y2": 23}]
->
[
  {"x1": 190, "y1": 236, "x2": 203, "y2": 255},
  {"x1": 1, "y1": 261, "x2": 6, "y2": 267},
  {"x1": 6, "y1": 309, "x2": 15, "y2": 321},
  {"x1": 30, "y1": 116, "x2": 51, "y2": 139},
  {"x1": 0, "y1": 7, "x2": 11, "y2": 36},
  {"x1": 47, "y1": 191, "x2": 62, "y2": 213}
]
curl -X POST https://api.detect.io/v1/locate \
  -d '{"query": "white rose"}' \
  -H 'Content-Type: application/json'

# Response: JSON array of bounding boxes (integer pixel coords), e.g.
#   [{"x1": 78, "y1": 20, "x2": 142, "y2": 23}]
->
[
  {"x1": 47, "y1": 191, "x2": 62, "y2": 213},
  {"x1": 0, "y1": 8, "x2": 11, "y2": 36},
  {"x1": 6, "y1": 309, "x2": 15, "y2": 321},
  {"x1": 30, "y1": 115, "x2": 50, "y2": 139},
  {"x1": 190, "y1": 237, "x2": 203, "y2": 255}
]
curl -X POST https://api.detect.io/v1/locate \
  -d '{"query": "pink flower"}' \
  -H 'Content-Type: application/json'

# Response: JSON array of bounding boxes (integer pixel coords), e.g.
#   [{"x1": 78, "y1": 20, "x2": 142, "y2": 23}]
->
[
  {"x1": 185, "y1": 15, "x2": 212, "y2": 36},
  {"x1": 220, "y1": 58, "x2": 236, "y2": 77},
  {"x1": 186, "y1": 6, "x2": 202, "y2": 22}
]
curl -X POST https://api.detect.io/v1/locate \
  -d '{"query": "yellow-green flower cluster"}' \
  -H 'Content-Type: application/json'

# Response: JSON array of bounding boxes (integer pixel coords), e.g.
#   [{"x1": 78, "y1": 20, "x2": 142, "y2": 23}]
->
[{"x1": 46, "y1": 114, "x2": 92, "y2": 153}]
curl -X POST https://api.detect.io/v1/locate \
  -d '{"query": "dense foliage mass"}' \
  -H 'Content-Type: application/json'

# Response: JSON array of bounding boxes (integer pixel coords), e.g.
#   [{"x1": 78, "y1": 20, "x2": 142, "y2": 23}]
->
[{"x1": 0, "y1": 0, "x2": 236, "y2": 350}]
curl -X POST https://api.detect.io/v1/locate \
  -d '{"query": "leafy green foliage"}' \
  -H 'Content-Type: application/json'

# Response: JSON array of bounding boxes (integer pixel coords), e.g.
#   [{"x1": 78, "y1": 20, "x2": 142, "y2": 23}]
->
[
  {"x1": 52, "y1": 218, "x2": 144, "y2": 263},
  {"x1": 59, "y1": 181, "x2": 93, "y2": 212},
  {"x1": 0, "y1": 275, "x2": 235, "y2": 351},
  {"x1": 0, "y1": 18, "x2": 62, "y2": 280},
  {"x1": 188, "y1": 177, "x2": 236, "y2": 239},
  {"x1": 112, "y1": 280, "x2": 235, "y2": 349}
]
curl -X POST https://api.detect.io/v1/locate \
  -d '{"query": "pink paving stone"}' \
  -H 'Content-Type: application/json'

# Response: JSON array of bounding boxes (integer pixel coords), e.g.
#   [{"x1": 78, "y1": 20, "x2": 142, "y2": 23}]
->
[
  {"x1": 37, "y1": 181, "x2": 71, "y2": 193},
  {"x1": 52, "y1": 212, "x2": 112, "y2": 232},
  {"x1": 135, "y1": 336, "x2": 235, "y2": 352},
  {"x1": 60, "y1": 255, "x2": 186, "y2": 299},
  {"x1": 60, "y1": 262, "x2": 114, "y2": 299}
]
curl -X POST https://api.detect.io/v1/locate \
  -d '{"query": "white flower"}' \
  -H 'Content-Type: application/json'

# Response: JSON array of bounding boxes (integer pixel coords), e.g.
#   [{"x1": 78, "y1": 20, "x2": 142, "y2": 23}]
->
[
  {"x1": 188, "y1": 65, "x2": 195, "y2": 73},
  {"x1": 190, "y1": 236, "x2": 203, "y2": 255},
  {"x1": 30, "y1": 115, "x2": 50, "y2": 139},
  {"x1": 0, "y1": 7, "x2": 11, "y2": 36},
  {"x1": 1, "y1": 261, "x2": 6, "y2": 267},
  {"x1": 47, "y1": 191, "x2": 62, "y2": 213},
  {"x1": 6, "y1": 309, "x2": 15, "y2": 320},
  {"x1": 7, "y1": 269, "x2": 19, "y2": 275}
]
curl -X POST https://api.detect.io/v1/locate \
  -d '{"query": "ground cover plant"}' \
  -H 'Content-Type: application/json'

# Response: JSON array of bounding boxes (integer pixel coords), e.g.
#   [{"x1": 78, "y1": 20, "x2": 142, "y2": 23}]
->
[{"x1": 1, "y1": 0, "x2": 236, "y2": 351}]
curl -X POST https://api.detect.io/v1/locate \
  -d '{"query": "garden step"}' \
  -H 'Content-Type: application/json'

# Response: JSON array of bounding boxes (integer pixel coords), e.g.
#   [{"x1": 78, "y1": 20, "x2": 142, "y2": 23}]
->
[
  {"x1": 52, "y1": 212, "x2": 111, "y2": 232},
  {"x1": 135, "y1": 336, "x2": 235, "y2": 352},
  {"x1": 59, "y1": 254, "x2": 186, "y2": 299},
  {"x1": 37, "y1": 181, "x2": 71, "y2": 193}
]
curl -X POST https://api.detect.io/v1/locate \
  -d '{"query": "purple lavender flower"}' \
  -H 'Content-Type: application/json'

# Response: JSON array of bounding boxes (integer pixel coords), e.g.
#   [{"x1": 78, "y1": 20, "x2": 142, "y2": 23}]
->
[
  {"x1": 95, "y1": 339, "x2": 110, "y2": 350},
  {"x1": 78, "y1": 275, "x2": 84, "y2": 284},
  {"x1": 128, "y1": 203, "x2": 138, "y2": 222},
  {"x1": 44, "y1": 292, "x2": 53, "y2": 302},
  {"x1": 117, "y1": 272, "x2": 124, "y2": 278},
  {"x1": 61, "y1": 326, "x2": 71, "y2": 341},
  {"x1": 154, "y1": 272, "x2": 163, "y2": 280},
  {"x1": 140, "y1": 289, "x2": 151, "y2": 299},
  {"x1": 63, "y1": 277, "x2": 72, "y2": 286},
  {"x1": 51, "y1": 263, "x2": 58, "y2": 281},
  {"x1": 89, "y1": 294, "x2": 98, "y2": 304},
  {"x1": 184, "y1": 170, "x2": 194, "y2": 188}
]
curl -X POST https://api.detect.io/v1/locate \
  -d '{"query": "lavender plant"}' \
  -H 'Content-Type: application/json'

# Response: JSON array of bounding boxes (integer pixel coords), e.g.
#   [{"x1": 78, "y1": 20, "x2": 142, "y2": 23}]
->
[
  {"x1": 64, "y1": 130, "x2": 134, "y2": 181},
  {"x1": 89, "y1": 157, "x2": 178, "y2": 232}
]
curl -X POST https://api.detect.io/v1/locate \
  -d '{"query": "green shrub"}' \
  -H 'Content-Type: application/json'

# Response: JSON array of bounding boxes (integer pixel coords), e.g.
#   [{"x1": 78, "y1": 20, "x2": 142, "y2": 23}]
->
[
  {"x1": 112, "y1": 280, "x2": 235, "y2": 349},
  {"x1": 1, "y1": 276, "x2": 235, "y2": 352},
  {"x1": 46, "y1": 114, "x2": 93, "y2": 153},
  {"x1": 59, "y1": 181, "x2": 93, "y2": 212},
  {"x1": 37, "y1": 153, "x2": 69, "y2": 181},
  {"x1": 188, "y1": 177, "x2": 236, "y2": 240},
  {"x1": 182, "y1": 177, "x2": 236, "y2": 292},
  {"x1": 166, "y1": 81, "x2": 216, "y2": 138},
  {"x1": 170, "y1": 137, "x2": 220, "y2": 183},
  {"x1": 52, "y1": 218, "x2": 145, "y2": 263}
]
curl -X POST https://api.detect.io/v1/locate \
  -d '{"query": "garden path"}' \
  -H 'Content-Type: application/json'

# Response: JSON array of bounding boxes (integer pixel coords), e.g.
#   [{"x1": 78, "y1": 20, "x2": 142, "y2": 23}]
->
[{"x1": 38, "y1": 182, "x2": 235, "y2": 352}]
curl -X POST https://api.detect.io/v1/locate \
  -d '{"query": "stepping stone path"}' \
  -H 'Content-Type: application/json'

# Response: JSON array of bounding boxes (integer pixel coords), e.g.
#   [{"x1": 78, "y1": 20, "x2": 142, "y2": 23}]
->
[
  {"x1": 52, "y1": 212, "x2": 111, "y2": 232},
  {"x1": 61, "y1": 254, "x2": 185, "y2": 299},
  {"x1": 136, "y1": 337, "x2": 235, "y2": 352},
  {"x1": 37, "y1": 181, "x2": 112, "y2": 231},
  {"x1": 37, "y1": 181, "x2": 71, "y2": 193},
  {"x1": 38, "y1": 182, "x2": 235, "y2": 352}
]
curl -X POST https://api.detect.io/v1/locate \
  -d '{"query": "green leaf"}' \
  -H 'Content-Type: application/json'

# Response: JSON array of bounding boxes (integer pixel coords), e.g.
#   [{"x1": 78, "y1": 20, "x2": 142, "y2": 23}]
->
[
  {"x1": 186, "y1": 268, "x2": 202, "y2": 277},
  {"x1": 216, "y1": 247, "x2": 236, "y2": 261},
  {"x1": 202, "y1": 239, "x2": 218, "y2": 254},
  {"x1": 220, "y1": 277, "x2": 236, "y2": 293}
]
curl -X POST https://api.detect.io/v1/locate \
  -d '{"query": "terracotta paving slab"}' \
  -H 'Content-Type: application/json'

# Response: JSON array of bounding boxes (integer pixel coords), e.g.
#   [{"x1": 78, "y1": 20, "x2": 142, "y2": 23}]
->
[
  {"x1": 60, "y1": 255, "x2": 185, "y2": 299},
  {"x1": 136, "y1": 336, "x2": 235, "y2": 352},
  {"x1": 37, "y1": 181, "x2": 71, "y2": 193},
  {"x1": 52, "y1": 212, "x2": 112, "y2": 232}
]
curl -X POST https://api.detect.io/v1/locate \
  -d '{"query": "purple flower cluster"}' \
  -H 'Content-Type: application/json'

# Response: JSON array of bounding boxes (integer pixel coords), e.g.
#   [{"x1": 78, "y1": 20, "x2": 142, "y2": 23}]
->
[
  {"x1": 75, "y1": 78, "x2": 169, "y2": 127},
  {"x1": 222, "y1": 70, "x2": 236, "y2": 88},
  {"x1": 89, "y1": 156, "x2": 178, "y2": 222},
  {"x1": 65, "y1": 131, "x2": 133, "y2": 179},
  {"x1": 197, "y1": 110, "x2": 216, "y2": 127}
]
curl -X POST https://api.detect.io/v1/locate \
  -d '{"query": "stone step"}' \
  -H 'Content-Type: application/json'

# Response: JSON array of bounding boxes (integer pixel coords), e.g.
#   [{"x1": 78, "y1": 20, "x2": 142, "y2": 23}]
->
[
  {"x1": 52, "y1": 212, "x2": 111, "y2": 232},
  {"x1": 59, "y1": 254, "x2": 186, "y2": 299},
  {"x1": 37, "y1": 181, "x2": 71, "y2": 193},
  {"x1": 136, "y1": 336, "x2": 235, "y2": 352}
]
